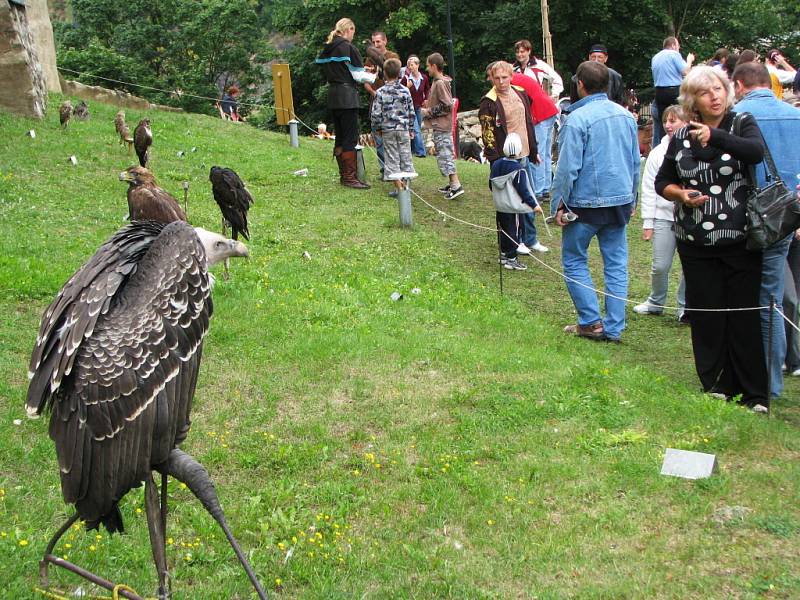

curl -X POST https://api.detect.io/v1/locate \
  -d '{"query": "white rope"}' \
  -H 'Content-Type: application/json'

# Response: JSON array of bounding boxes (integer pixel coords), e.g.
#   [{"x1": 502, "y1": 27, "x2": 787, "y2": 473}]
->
[
  {"x1": 775, "y1": 306, "x2": 800, "y2": 334},
  {"x1": 362, "y1": 143, "x2": 771, "y2": 314}
]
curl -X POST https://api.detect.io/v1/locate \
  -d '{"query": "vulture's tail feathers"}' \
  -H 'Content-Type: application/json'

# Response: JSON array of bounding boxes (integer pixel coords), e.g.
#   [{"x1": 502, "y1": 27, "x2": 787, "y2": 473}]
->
[{"x1": 85, "y1": 503, "x2": 125, "y2": 534}]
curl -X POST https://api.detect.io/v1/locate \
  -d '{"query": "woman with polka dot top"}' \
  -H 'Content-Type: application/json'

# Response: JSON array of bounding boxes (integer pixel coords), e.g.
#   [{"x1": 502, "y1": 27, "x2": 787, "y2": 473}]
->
[{"x1": 655, "y1": 65, "x2": 768, "y2": 408}]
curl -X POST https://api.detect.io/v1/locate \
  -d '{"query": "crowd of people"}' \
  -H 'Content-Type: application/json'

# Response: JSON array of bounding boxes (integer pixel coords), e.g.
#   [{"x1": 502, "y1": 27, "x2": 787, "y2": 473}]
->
[{"x1": 316, "y1": 18, "x2": 800, "y2": 411}]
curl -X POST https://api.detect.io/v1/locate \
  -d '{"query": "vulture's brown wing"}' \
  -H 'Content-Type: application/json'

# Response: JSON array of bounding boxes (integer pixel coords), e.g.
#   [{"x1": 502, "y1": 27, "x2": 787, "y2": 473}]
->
[
  {"x1": 30, "y1": 221, "x2": 212, "y2": 527},
  {"x1": 129, "y1": 185, "x2": 187, "y2": 223},
  {"x1": 27, "y1": 221, "x2": 163, "y2": 415},
  {"x1": 210, "y1": 168, "x2": 253, "y2": 240}
]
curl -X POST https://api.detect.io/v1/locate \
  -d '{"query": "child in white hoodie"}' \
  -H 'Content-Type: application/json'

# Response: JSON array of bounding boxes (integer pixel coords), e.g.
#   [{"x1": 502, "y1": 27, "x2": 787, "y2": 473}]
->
[{"x1": 635, "y1": 105, "x2": 688, "y2": 320}]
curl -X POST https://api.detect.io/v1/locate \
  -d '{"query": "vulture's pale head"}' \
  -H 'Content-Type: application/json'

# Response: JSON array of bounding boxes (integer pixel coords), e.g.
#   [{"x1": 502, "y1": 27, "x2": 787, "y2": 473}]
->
[
  {"x1": 119, "y1": 166, "x2": 156, "y2": 187},
  {"x1": 194, "y1": 227, "x2": 249, "y2": 266}
]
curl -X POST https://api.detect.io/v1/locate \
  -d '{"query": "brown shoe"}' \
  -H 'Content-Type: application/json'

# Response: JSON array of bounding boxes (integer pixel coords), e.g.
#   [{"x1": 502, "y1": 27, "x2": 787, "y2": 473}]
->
[{"x1": 564, "y1": 321, "x2": 605, "y2": 340}]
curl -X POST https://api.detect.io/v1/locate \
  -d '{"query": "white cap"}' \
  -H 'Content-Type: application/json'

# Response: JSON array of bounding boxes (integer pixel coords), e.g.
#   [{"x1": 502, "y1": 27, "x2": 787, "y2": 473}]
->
[{"x1": 503, "y1": 132, "x2": 522, "y2": 159}]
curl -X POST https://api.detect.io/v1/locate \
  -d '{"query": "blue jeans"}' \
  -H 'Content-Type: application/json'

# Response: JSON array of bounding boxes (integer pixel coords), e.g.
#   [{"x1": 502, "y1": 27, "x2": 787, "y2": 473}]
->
[
  {"x1": 372, "y1": 126, "x2": 384, "y2": 173},
  {"x1": 532, "y1": 116, "x2": 556, "y2": 195},
  {"x1": 651, "y1": 101, "x2": 662, "y2": 148},
  {"x1": 760, "y1": 233, "x2": 792, "y2": 397},
  {"x1": 412, "y1": 107, "x2": 426, "y2": 157},
  {"x1": 562, "y1": 220, "x2": 628, "y2": 340},
  {"x1": 520, "y1": 156, "x2": 538, "y2": 246}
]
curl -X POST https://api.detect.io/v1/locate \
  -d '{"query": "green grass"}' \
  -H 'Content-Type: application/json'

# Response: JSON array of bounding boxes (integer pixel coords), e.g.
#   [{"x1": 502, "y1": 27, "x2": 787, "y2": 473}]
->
[{"x1": 1, "y1": 95, "x2": 798, "y2": 599}]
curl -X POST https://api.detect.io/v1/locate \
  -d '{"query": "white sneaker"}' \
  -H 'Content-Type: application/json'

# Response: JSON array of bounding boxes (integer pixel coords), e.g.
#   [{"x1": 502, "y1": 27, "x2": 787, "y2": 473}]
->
[
  {"x1": 792, "y1": 368, "x2": 800, "y2": 377},
  {"x1": 633, "y1": 302, "x2": 662, "y2": 315},
  {"x1": 531, "y1": 242, "x2": 549, "y2": 253},
  {"x1": 516, "y1": 244, "x2": 532, "y2": 255}
]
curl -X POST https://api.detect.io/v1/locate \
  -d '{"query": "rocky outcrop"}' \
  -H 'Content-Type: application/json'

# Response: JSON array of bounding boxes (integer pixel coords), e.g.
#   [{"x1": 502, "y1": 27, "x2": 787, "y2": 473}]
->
[
  {"x1": 26, "y1": 0, "x2": 59, "y2": 92},
  {"x1": 0, "y1": 0, "x2": 47, "y2": 119}
]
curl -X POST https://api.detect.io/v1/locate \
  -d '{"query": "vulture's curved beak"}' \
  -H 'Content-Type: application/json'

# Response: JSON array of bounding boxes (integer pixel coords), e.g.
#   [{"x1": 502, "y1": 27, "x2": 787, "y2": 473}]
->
[{"x1": 231, "y1": 240, "x2": 249, "y2": 259}]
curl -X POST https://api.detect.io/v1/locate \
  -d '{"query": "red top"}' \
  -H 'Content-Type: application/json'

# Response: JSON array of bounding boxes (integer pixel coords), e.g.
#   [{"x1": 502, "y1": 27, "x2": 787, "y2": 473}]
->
[
  {"x1": 510, "y1": 73, "x2": 558, "y2": 124},
  {"x1": 400, "y1": 71, "x2": 431, "y2": 109}
]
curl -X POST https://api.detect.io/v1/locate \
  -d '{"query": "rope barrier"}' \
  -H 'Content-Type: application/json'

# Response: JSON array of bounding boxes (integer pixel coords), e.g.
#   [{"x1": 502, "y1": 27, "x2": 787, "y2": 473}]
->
[
  {"x1": 362, "y1": 143, "x2": 775, "y2": 314},
  {"x1": 55, "y1": 63, "x2": 792, "y2": 320}
]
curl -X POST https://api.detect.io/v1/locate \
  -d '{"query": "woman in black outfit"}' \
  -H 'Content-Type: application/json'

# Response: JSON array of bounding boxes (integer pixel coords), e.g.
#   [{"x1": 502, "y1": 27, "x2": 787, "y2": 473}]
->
[
  {"x1": 316, "y1": 18, "x2": 373, "y2": 189},
  {"x1": 655, "y1": 66, "x2": 767, "y2": 408}
]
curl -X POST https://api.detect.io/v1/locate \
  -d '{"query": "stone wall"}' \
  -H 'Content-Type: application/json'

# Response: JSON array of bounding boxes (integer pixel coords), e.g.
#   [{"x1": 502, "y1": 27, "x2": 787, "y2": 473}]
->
[
  {"x1": 60, "y1": 76, "x2": 184, "y2": 112},
  {"x1": 0, "y1": 0, "x2": 47, "y2": 119}
]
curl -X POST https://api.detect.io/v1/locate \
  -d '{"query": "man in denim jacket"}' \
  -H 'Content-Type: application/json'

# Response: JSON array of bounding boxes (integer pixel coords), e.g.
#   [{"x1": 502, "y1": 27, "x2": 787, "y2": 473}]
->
[
  {"x1": 733, "y1": 61, "x2": 800, "y2": 398},
  {"x1": 552, "y1": 61, "x2": 640, "y2": 342}
]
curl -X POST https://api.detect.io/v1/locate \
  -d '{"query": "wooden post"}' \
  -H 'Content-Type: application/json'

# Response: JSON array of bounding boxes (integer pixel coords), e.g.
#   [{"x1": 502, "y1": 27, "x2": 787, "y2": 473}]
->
[
  {"x1": 272, "y1": 63, "x2": 295, "y2": 126},
  {"x1": 541, "y1": 0, "x2": 554, "y2": 68}
]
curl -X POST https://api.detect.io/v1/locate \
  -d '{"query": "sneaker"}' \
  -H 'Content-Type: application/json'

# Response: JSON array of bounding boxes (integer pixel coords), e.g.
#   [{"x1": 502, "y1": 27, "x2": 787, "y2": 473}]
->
[
  {"x1": 633, "y1": 302, "x2": 663, "y2": 315},
  {"x1": 388, "y1": 190, "x2": 399, "y2": 198},
  {"x1": 751, "y1": 404, "x2": 769, "y2": 414},
  {"x1": 538, "y1": 192, "x2": 551, "y2": 203},
  {"x1": 503, "y1": 257, "x2": 527, "y2": 270},
  {"x1": 516, "y1": 244, "x2": 532, "y2": 255},
  {"x1": 437, "y1": 184, "x2": 451, "y2": 194},
  {"x1": 677, "y1": 311, "x2": 691, "y2": 324},
  {"x1": 445, "y1": 185, "x2": 465, "y2": 200},
  {"x1": 792, "y1": 368, "x2": 800, "y2": 377},
  {"x1": 531, "y1": 242, "x2": 549, "y2": 253}
]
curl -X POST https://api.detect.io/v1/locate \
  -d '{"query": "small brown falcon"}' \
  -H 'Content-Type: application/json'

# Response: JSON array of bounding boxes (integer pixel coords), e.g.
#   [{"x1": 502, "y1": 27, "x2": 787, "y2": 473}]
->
[
  {"x1": 133, "y1": 118, "x2": 153, "y2": 167},
  {"x1": 119, "y1": 166, "x2": 187, "y2": 223}
]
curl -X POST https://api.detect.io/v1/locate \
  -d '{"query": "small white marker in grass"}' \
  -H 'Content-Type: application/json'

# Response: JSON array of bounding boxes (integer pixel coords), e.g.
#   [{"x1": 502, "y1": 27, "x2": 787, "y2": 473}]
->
[
  {"x1": 661, "y1": 448, "x2": 718, "y2": 479},
  {"x1": 27, "y1": 130, "x2": 36, "y2": 139},
  {"x1": 69, "y1": 155, "x2": 77, "y2": 165}
]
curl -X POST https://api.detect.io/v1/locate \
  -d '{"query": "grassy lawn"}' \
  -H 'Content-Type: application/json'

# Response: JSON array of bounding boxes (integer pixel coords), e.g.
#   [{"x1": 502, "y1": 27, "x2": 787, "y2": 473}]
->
[{"x1": 0, "y1": 96, "x2": 798, "y2": 599}]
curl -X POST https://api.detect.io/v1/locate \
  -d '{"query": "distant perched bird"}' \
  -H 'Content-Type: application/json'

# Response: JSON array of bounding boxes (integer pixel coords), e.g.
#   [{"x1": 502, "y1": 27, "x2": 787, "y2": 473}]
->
[
  {"x1": 74, "y1": 100, "x2": 89, "y2": 121},
  {"x1": 26, "y1": 220, "x2": 264, "y2": 599},
  {"x1": 115, "y1": 111, "x2": 134, "y2": 153},
  {"x1": 209, "y1": 166, "x2": 254, "y2": 240},
  {"x1": 119, "y1": 166, "x2": 187, "y2": 223},
  {"x1": 134, "y1": 118, "x2": 153, "y2": 167},
  {"x1": 59, "y1": 100, "x2": 72, "y2": 129},
  {"x1": 114, "y1": 110, "x2": 126, "y2": 137}
]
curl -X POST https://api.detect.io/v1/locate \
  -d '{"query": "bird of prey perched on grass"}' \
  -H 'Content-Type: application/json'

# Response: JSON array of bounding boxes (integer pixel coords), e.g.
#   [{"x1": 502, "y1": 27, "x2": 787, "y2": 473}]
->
[
  {"x1": 74, "y1": 101, "x2": 89, "y2": 121},
  {"x1": 209, "y1": 166, "x2": 254, "y2": 280},
  {"x1": 134, "y1": 118, "x2": 153, "y2": 167},
  {"x1": 59, "y1": 100, "x2": 72, "y2": 129},
  {"x1": 26, "y1": 220, "x2": 264, "y2": 599},
  {"x1": 119, "y1": 166, "x2": 187, "y2": 223}
]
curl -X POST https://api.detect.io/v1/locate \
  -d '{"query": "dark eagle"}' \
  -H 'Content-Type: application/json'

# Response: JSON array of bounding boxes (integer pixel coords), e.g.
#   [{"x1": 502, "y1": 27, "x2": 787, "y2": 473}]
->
[
  {"x1": 120, "y1": 166, "x2": 187, "y2": 223},
  {"x1": 74, "y1": 101, "x2": 89, "y2": 121},
  {"x1": 59, "y1": 100, "x2": 72, "y2": 129},
  {"x1": 134, "y1": 118, "x2": 153, "y2": 167},
  {"x1": 209, "y1": 166, "x2": 254, "y2": 240},
  {"x1": 26, "y1": 220, "x2": 264, "y2": 599}
]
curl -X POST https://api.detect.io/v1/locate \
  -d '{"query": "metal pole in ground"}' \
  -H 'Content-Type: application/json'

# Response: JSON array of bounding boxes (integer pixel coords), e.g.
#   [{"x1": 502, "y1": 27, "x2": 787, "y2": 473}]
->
[
  {"x1": 497, "y1": 227, "x2": 504, "y2": 296},
  {"x1": 767, "y1": 297, "x2": 775, "y2": 412},
  {"x1": 355, "y1": 145, "x2": 366, "y2": 183},
  {"x1": 398, "y1": 187, "x2": 413, "y2": 227},
  {"x1": 289, "y1": 119, "x2": 299, "y2": 147}
]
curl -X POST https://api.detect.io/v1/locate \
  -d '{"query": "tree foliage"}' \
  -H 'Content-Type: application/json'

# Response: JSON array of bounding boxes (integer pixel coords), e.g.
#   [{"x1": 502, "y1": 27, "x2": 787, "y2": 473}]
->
[
  {"x1": 53, "y1": 0, "x2": 269, "y2": 114},
  {"x1": 53, "y1": 0, "x2": 799, "y2": 125}
]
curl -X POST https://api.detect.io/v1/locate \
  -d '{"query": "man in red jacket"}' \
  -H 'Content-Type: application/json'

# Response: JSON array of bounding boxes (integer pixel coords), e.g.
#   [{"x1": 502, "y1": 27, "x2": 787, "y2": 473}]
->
[{"x1": 509, "y1": 71, "x2": 558, "y2": 203}]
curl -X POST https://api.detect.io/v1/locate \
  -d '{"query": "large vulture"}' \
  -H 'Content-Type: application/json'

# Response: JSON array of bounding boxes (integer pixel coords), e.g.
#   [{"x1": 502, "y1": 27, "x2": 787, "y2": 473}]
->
[
  {"x1": 74, "y1": 101, "x2": 90, "y2": 121},
  {"x1": 120, "y1": 166, "x2": 187, "y2": 223},
  {"x1": 26, "y1": 220, "x2": 265, "y2": 599},
  {"x1": 133, "y1": 118, "x2": 153, "y2": 167},
  {"x1": 209, "y1": 166, "x2": 254, "y2": 240}
]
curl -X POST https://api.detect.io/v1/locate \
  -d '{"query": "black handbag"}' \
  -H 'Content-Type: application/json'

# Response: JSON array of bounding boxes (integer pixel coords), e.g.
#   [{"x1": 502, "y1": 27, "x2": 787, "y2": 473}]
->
[{"x1": 733, "y1": 112, "x2": 800, "y2": 251}]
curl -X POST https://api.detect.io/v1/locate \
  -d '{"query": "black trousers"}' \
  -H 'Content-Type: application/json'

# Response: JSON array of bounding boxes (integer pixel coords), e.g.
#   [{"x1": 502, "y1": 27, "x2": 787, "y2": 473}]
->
[
  {"x1": 331, "y1": 108, "x2": 359, "y2": 151},
  {"x1": 654, "y1": 86, "x2": 681, "y2": 119},
  {"x1": 496, "y1": 212, "x2": 521, "y2": 257},
  {"x1": 678, "y1": 243, "x2": 767, "y2": 405}
]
